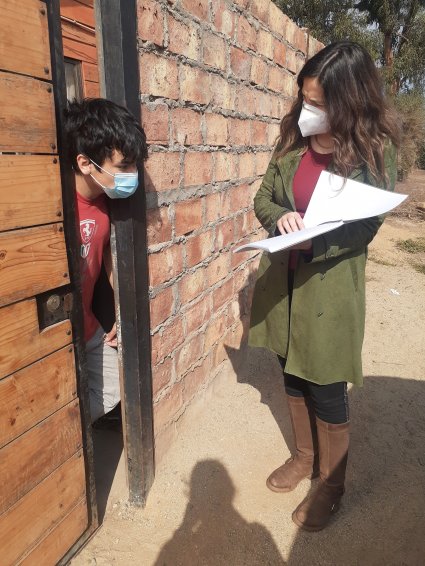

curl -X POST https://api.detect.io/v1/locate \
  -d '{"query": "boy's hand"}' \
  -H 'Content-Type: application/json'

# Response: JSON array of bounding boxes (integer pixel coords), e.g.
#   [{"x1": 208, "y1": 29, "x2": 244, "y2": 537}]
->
[{"x1": 104, "y1": 322, "x2": 117, "y2": 348}]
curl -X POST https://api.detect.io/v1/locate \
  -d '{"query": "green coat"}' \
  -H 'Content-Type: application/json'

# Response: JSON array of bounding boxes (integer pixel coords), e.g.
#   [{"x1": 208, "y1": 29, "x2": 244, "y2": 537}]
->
[{"x1": 249, "y1": 145, "x2": 397, "y2": 386}]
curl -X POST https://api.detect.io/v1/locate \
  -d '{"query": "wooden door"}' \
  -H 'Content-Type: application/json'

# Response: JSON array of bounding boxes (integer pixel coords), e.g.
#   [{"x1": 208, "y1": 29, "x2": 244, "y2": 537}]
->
[{"x1": 0, "y1": 1, "x2": 97, "y2": 563}]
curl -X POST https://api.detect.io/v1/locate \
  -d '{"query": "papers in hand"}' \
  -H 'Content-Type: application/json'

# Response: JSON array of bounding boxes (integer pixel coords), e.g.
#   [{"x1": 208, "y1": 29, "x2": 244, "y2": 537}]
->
[{"x1": 234, "y1": 171, "x2": 407, "y2": 254}]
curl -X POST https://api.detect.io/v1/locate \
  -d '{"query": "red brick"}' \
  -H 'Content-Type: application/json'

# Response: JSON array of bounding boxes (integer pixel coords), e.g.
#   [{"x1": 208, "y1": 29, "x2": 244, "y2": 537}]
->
[
  {"x1": 184, "y1": 297, "x2": 210, "y2": 335},
  {"x1": 250, "y1": 57, "x2": 268, "y2": 87},
  {"x1": 254, "y1": 91, "x2": 272, "y2": 118},
  {"x1": 251, "y1": 0, "x2": 270, "y2": 24},
  {"x1": 210, "y1": 74, "x2": 235, "y2": 111},
  {"x1": 212, "y1": 337, "x2": 228, "y2": 367},
  {"x1": 285, "y1": 17, "x2": 297, "y2": 47},
  {"x1": 286, "y1": 48, "x2": 297, "y2": 74},
  {"x1": 176, "y1": 333, "x2": 204, "y2": 377},
  {"x1": 206, "y1": 253, "x2": 229, "y2": 286},
  {"x1": 235, "y1": 85, "x2": 256, "y2": 116},
  {"x1": 142, "y1": 104, "x2": 168, "y2": 144},
  {"x1": 180, "y1": 64, "x2": 211, "y2": 105},
  {"x1": 203, "y1": 32, "x2": 227, "y2": 71},
  {"x1": 148, "y1": 244, "x2": 184, "y2": 286},
  {"x1": 213, "y1": 1, "x2": 235, "y2": 36},
  {"x1": 174, "y1": 199, "x2": 203, "y2": 236},
  {"x1": 205, "y1": 192, "x2": 221, "y2": 223},
  {"x1": 296, "y1": 52, "x2": 305, "y2": 74},
  {"x1": 213, "y1": 277, "x2": 234, "y2": 311},
  {"x1": 152, "y1": 357, "x2": 174, "y2": 397},
  {"x1": 294, "y1": 27, "x2": 308, "y2": 53},
  {"x1": 151, "y1": 317, "x2": 184, "y2": 364},
  {"x1": 233, "y1": 0, "x2": 249, "y2": 7},
  {"x1": 238, "y1": 152, "x2": 255, "y2": 179},
  {"x1": 230, "y1": 47, "x2": 252, "y2": 81},
  {"x1": 205, "y1": 113, "x2": 228, "y2": 146},
  {"x1": 257, "y1": 29, "x2": 273, "y2": 60},
  {"x1": 144, "y1": 151, "x2": 180, "y2": 192},
  {"x1": 268, "y1": 66, "x2": 286, "y2": 93},
  {"x1": 267, "y1": 122, "x2": 281, "y2": 146},
  {"x1": 256, "y1": 151, "x2": 272, "y2": 175},
  {"x1": 137, "y1": 0, "x2": 164, "y2": 46},
  {"x1": 179, "y1": 269, "x2": 206, "y2": 304},
  {"x1": 237, "y1": 15, "x2": 256, "y2": 50},
  {"x1": 150, "y1": 286, "x2": 174, "y2": 328},
  {"x1": 180, "y1": 0, "x2": 209, "y2": 20},
  {"x1": 205, "y1": 313, "x2": 227, "y2": 350},
  {"x1": 223, "y1": 183, "x2": 252, "y2": 214},
  {"x1": 153, "y1": 380, "x2": 183, "y2": 434},
  {"x1": 274, "y1": 40, "x2": 286, "y2": 68},
  {"x1": 184, "y1": 151, "x2": 213, "y2": 186},
  {"x1": 147, "y1": 206, "x2": 172, "y2": 246},
  {"x1": 268, "y1": 3, "x2": 288, "y2": 38},
  {"x1": 214, "y1": 151, "x2": 237, "y2": 182},
  {"x1": 251, "y1": 120, "x2": 268, "y2": 146},
  {"x1": 168, "y1": 16, "x2": 200, "y2": 60},
  {"x1": 183, "y1": 355, "x2": 211, "y2": 402},
  {"x1": 185, "y1": 230, "x2": 214, "y2": 268},
  {"x1": 170, "y1": 108, "x2": 202, "y2": 146},
  {"x1": 228, "y1": 118, "x2": 251, "y2": 146},
  {"x1": 140, "y1": 52, "x2": 178, "y2": 99},
  {"x1": 216, "y1": 218, "x2": 235, "y2": 250}
]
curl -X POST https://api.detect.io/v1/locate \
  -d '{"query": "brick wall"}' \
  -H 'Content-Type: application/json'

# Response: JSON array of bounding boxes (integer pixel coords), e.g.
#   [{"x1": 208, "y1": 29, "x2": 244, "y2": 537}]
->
[{"x1": 137, "y1": 0, "x2": 322, "y2": 458}]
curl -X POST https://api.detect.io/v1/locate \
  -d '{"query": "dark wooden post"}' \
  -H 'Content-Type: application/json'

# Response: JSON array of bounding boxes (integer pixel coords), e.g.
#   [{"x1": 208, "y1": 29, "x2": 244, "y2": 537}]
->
[{"x1": 97, "y1": 0, "x2": 155, "y2": 506}]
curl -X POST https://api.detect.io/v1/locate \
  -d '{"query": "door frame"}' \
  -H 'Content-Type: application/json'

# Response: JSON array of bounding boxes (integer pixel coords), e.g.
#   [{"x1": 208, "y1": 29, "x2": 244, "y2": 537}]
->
[
  {"x1": 95, "y1": 0, "x2": 155, "y2": 506},
  {"x1": 46, "y1": 1, "x2": 99, "y2": 563}
]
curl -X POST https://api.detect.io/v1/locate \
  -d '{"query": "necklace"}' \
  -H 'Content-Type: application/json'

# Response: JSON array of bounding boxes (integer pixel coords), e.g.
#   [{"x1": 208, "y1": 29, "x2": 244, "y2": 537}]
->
[{"x1": 314, "y1": 134, "x2": 334, "y2": 150}]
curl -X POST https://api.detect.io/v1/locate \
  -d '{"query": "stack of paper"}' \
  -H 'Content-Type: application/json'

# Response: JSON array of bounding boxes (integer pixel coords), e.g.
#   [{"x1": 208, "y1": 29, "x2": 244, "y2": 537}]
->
[{"x1": 234, "y1": 171, "x2": 407, "y2": 254}]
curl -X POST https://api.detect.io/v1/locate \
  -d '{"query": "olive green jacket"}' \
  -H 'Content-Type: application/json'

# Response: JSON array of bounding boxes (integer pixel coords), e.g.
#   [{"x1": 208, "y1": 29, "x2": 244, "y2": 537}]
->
[{"x1": 249, "y1": 145, "x2": 397, "y2": 386}]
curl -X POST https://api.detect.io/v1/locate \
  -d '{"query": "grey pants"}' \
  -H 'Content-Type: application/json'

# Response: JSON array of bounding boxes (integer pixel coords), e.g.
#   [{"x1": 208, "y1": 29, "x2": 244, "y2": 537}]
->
[{"x1": 86, "y1": 326, "x2": 121, "y2": 423}]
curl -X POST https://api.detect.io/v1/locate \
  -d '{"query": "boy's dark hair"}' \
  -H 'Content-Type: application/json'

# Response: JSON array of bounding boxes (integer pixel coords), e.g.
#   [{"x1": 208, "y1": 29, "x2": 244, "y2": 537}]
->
[{"x1": 64, "y1": 98, "x2": 148, "y2": 172}]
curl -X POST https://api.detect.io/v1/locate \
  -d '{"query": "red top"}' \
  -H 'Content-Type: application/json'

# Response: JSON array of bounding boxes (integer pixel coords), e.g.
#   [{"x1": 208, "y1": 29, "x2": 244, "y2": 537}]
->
[
  {"x1": 289, "y1": 146, "x2": 333, "y2": 269},
  {"x1": 76, "y1": 191, "x2": 110, "y2": 342}
]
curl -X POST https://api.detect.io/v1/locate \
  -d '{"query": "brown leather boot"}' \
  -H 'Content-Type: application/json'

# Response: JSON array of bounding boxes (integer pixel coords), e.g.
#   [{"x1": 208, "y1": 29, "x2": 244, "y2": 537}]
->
[
  {"x1": 266, "y1": 395, "x2": 319, "y2": 493},
  {"x1": 292, "y1": 417, "x2": 349, "y2": 531}
]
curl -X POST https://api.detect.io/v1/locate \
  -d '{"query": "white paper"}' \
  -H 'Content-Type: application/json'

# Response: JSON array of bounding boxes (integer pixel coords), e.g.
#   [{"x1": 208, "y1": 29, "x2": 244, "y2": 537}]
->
[{"x1": 234, "y1": 171, "x2": 407, "y2": 254}]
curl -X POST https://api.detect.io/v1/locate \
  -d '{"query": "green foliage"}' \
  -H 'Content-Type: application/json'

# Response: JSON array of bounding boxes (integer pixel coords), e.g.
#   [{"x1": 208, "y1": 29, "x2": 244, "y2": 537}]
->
[
  {"x1": 273, "y1": 0, "x2": 425, "y2": 176},
  {"x1": 392, "y1": 91, "x2": 425, "y2": 178},
  {"x1": 396, "y1": 237, "x2": 425, "y2": 253}
]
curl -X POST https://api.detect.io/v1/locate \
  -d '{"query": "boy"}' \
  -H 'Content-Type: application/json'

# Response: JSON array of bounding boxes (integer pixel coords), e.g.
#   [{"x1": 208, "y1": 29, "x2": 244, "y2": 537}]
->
[{"x1": 64, "y1": 98, "x2": 148, "y2": 423}]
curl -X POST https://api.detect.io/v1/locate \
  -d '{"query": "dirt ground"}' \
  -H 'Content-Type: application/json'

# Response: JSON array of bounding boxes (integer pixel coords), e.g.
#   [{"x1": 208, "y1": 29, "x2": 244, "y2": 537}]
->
[{"x1": 72, "y1": 176, "x2": 425, "y2": 566}]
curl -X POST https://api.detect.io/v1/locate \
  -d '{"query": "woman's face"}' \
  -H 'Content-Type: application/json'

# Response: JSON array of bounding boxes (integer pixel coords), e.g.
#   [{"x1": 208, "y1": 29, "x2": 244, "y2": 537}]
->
[{"x1": 301, "y1": 77, "x2": 326, "y2": 110}]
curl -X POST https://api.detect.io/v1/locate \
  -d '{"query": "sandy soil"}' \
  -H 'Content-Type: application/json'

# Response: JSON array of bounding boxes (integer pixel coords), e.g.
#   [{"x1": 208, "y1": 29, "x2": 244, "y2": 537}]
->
[{"x1": 72, "y1": 198, "x2": 425, "y2": 565}]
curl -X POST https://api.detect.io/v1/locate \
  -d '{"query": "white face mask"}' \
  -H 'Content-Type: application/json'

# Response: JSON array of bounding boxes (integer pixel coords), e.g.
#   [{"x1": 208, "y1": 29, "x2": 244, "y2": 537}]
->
[{"x1": 298, "y1": 102, "x2": 330, "y2": 137}]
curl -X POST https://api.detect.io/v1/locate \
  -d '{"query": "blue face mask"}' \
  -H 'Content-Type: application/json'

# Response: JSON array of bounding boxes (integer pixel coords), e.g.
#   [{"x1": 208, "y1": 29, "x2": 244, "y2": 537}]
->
[{"x1": 89, "y1": 158, "x2": 139, "y2": 199}]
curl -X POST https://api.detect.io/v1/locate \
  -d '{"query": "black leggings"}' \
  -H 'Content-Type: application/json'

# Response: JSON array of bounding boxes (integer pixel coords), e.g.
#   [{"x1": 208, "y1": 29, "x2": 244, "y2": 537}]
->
[{"x1": 280, "y1": 363, "x2": 349, "y2": 424}]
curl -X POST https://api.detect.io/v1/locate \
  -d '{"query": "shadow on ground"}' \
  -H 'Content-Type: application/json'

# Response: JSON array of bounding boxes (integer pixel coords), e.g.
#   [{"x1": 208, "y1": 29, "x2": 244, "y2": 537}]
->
[
  {"x1": 92, "y1": 428, "x2": 123, "y2": 522},
  {"x1": 154, "y1": 342, "x2": 425, "y2": 565}
]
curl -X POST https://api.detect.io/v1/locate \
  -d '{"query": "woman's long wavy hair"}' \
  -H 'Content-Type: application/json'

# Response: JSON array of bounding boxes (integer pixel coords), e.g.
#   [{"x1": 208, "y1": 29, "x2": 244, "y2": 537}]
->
[{"x1": 277, "y1": 41, "x2": 400, "y2": 183}]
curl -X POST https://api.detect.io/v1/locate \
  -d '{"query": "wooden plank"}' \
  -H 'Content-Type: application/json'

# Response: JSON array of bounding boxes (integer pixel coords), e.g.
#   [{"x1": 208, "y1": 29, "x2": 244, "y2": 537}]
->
[
  {"x1": 84, "y1": 80, "x2": 100, "y2": 98},
  {"x1": 0, "y1": 0, "x2": 51, "y2": 80},
  {"x1": 0, "y1": 223, "x2": 70, "y2": 307},
  {"x1": 0, "y1": 71, "x2": 57, "y2": 153},
  {"x1": 0, "y1": 347, "x2": 77, "y2": 449},
  {"x1": 19, "y1": 498, "x2": 88, "y2": 566},
  {"x1": 0, "y1": 401, "x2": 82, "y2": 514},
  {"x1": 62, "y1": 36, "x2": 98, "y2": 64},
  {"x1": 0, "y1": 299, "x2": 72, "y2": 380},
  {"x1": 81, "y1": 60, "x2": 99, "y2": 83},
  {"x1": 0, "y1": 155, "x2": 63, "y2": 232},
  {"x1": 0, "y1": 451, "x2": 86, "y2": 566},
  {"x1": 60, "y1": 0, "x2": 95, "y2": 28},
  {"x1": 61, "y1": 19, "x2": 96, "y2": 47}
]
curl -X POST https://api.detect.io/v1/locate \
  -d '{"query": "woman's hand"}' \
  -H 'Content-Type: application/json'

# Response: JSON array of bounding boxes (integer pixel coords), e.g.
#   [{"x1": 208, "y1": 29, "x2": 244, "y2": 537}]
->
[
  {"x1": 277, "y1": 211, "x2": 305, "y2": 234},
  {"x1": 277, "y1": 212, "x2": 312, "y2": 251}
]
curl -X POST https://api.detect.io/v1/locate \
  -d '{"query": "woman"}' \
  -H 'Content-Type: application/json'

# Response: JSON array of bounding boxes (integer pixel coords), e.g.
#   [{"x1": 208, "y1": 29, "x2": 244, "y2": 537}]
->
[{"x1": 249, "y1": 41, "x2": 399, "y2": 531}]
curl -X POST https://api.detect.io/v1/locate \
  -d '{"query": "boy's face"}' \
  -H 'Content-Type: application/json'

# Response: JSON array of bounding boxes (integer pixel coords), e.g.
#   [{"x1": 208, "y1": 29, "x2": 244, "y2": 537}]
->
[{"x1": 76, "y1": 150, "x2": 137, "y2": 197}]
